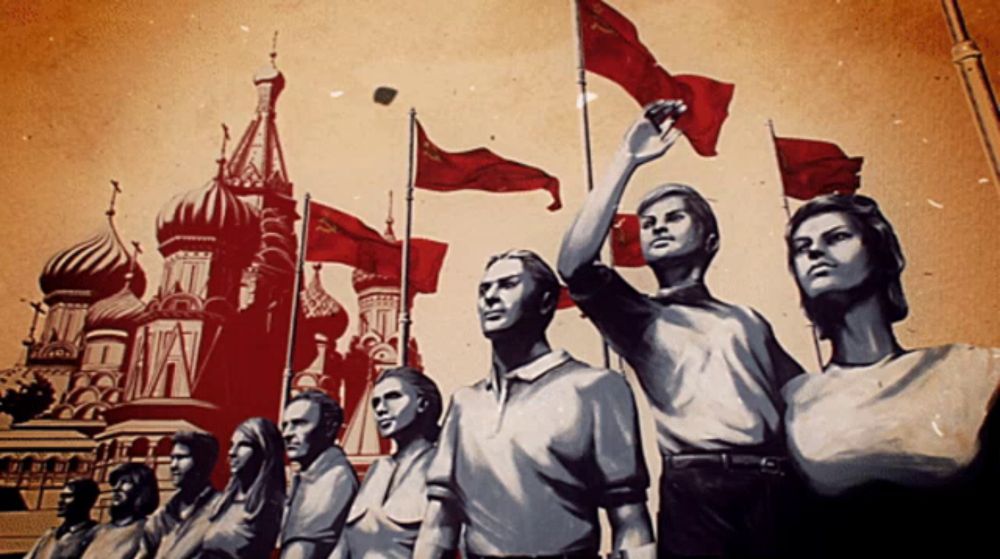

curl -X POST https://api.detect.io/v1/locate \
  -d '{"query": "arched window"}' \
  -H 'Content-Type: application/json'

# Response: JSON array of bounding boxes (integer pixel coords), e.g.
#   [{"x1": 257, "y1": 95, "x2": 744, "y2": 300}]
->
[
  {"x1": 45, "y1": 458, "x2": 58, "y2": 473},
  {"x1": 68, "y1": 457, "x2": 81, "y2": 473},
  {"x1": 107, "y1": 441, "x2": 119, "y2": 461},
  {"x1": 154, "y1": 437, "x2": 173, "y2": 457},
  {"x1": 95, "y1": 444, "x2": 106, "y2": 462},
  {"x1": 21, "y1": 457, "x2": 34, "y2": 473},
  {"x1": 128, "y1": 437, "x2": 149, "y2": 458}
]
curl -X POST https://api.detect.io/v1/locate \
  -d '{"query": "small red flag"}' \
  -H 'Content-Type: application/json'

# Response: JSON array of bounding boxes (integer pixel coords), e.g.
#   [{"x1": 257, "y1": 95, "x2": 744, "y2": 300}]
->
[
  {"x1": 610, "y1": 213, "x2": 644, "y2": 267},
  {"x1": 578, "y1": 0, "x2": 734, "y2": 157},
  {"x1": 773, "y1": 136, "x2": 863, "y2": 200},
  {"x1": 305, "y1": 200, "x2": 448, "y2": 294},
  {"x1": 407, "y1": 238, "x2": 449, "y2": 294},
  {"x1": 414, "y1": 121, "x2": 562, "y2": 211},
  {"x1": 556, "y1": 286, "x2": 577, "y2": 310}
]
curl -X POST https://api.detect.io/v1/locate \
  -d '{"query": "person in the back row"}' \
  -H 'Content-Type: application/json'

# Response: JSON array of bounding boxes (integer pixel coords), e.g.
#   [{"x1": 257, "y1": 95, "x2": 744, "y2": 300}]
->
[
  {"x1": 415, "y1": 249, "x2": 655, "y2": 559},
  {"x1": 558, "y1": 100, "x2": 804, "y2": 557}
]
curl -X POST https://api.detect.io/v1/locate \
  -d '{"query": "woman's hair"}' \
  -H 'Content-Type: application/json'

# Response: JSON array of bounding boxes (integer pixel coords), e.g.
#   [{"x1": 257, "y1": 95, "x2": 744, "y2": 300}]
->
[
  {"x1": 211, "y1": 417, "x2": 286, "y2": 523},
  {"x1": 108, "y1": 463, "x2": 160, "y2": 517},
  {"x1": 374, "y1": 366, "x2": 444, "y2": 442},
  {"x1": 786, "y1": 194, "x2": 908, "y2": 337}
]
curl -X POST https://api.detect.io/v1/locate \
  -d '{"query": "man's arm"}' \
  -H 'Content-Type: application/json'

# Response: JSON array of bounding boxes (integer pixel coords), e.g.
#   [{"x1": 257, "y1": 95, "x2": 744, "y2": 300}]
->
[
  {"x1": 412, "y1": 499, "x2": 462, "y2": 559},
  {"x1": 557, "y1": 100, "x2": 685, "y2": 282},
  {"x1": 606, "y1": 503, "x2": 656, "y2": 559}
]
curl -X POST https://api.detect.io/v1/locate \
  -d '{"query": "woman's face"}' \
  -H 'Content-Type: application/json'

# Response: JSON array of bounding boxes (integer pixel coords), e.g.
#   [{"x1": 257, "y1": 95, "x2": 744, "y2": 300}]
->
[
  {"x1": 228, "y1": 429, "x2": 258, "y2": 476},
  {"x1": 372, "y1": 377, "x2": 424, "y2": 439},
  {"x1": 791, "y1": 211, "x2": 872, "y2": 299}
]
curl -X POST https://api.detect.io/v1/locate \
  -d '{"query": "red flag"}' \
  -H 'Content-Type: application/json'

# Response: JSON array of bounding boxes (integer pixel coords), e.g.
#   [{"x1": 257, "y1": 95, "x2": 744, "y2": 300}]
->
[
  {"x1": 407, "y1": 238, "x2": 449, "y2": 294},
  {"x1": 773, "y1": 136, "x2": 863, "y2": 200},
  {"x1": 610, "y1": 213, "x2": 644, "y2": 267},
  {"x1": 414, "y1": 121, "x2": 562, "y2": 211},
  {"x1": 305, "y1": 201, "x2": 448, "y2": 294},
  {"x1": 578, "y1": 0, "x2": 734, "y2": 157},
  {"x1": 305, "y1": 201, "x2": 398, "y2": 274},
  {"x1": 556, "y1": 286, "x2": 576, "y2": 310}
]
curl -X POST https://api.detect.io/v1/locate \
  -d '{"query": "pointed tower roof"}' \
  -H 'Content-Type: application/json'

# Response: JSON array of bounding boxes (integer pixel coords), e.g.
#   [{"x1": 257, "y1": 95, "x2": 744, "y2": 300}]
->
[{"x1": 225, "y1": 46, "x2": 291, "y2": 200}]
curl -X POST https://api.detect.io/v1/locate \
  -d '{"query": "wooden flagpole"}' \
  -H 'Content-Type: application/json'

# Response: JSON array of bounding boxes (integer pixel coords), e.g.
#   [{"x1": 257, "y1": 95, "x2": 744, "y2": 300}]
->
[
  {"x1": 573, "y1": 0, "x2": 612, "y2": 369},
  {"x1": 280, "y1": 192, "x2": 311, "y2": 419},
  {"x1": 768, "y1": 120, "x2": 825, "y2": 369},
  {"x1": 398, "y1": 109, "x2": 417, "y2": 367}
]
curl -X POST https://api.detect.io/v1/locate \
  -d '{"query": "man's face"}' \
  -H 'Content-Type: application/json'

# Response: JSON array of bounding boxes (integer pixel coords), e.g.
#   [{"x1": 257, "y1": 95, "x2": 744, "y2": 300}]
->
[
  {"x1": 639, "y1": 195, "x2": 708, "y2": 266},
  {"x1": 56, "y1": 485, "x2": 76, "y2": 518},
  {"x1": 792, "y1": 211, "x2": 871, "y2": 299},
  {"x1": 372, "y1": 377, "x2": 423, "y2": 439},
  {"x1": 282, "y1": 400, "x2": 328, "y2": 465},
  {"x1": 169, "y1": 442, "x2": 199, "y2": 490},
  {"x1": 110, "y1": 476, "x2": 138, "y2": 516},
  {"x1": 477, "y1": 258, "x2": 542, "y2": 339}
]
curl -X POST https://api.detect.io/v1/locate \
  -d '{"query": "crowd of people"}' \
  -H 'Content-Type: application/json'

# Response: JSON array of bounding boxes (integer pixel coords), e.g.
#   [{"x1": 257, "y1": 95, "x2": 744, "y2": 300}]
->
[{"x1": 26, "y1": 103, "x2": 999, "y2": 558}]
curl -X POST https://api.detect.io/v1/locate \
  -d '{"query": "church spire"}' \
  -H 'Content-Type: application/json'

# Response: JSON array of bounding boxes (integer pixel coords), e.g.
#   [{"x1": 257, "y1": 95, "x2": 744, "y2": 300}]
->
[{"x1": 225, "y1": 36, "x2": 291, "y2": 205}]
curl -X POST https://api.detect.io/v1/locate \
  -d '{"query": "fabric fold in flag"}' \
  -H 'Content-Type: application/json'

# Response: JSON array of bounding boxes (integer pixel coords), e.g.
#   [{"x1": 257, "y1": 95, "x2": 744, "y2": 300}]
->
[
  {"x1": 773, "y1": 136, "x2": 863, "y2": 200},
  {"x1": 414, "y1": 120, "x2": 562, "y2": 211},
  {"x1": 610, "y1": 213, "x2": 644, "y2": 268},
  {"x1": 305, "y1": 200, "x2": 448, "y2": 294},
  {"x1": 578, "y1": 0, "x2": 734, "y2": 157}
]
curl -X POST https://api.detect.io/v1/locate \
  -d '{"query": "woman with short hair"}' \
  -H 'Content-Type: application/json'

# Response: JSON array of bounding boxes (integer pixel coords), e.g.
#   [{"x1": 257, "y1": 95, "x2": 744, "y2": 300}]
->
[
  {"x1": 782, "y1": 193, "x2": 999, "y2": 556},
  {"x1": 332, "y1": 367, "x2": 443, "y2": 559}
]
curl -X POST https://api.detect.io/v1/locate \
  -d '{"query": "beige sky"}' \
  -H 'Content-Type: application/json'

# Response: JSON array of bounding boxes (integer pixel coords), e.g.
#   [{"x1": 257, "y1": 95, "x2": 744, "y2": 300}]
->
[{"x1": 2, "y1": 0, "x2": 998, "y2": 406}]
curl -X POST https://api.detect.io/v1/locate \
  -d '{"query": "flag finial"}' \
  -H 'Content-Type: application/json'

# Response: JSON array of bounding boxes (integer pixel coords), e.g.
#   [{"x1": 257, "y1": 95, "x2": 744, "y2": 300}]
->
[{"x1": 107, "y1": 179, "x2": 121, "y2": 217}]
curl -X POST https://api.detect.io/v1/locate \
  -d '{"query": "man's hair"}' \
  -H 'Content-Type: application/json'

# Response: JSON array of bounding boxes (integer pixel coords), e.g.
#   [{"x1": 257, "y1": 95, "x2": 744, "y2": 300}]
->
[
  {"x1": 287, "y1": 390, "x2": 344, "y2": 441},
  {"x1": 636, "y1": 183, "x2": 720, "y2": 266},
  {"x1": 786, "y1": 193, "x2": 907, "y2": 337},
  {"x1": 375, "y1": 366, "x2": 444, "y2": 442},
  {"x1": 109, "y1": 463, "x2": 160, "y2": 517},
  {"x1": 172, "y1": 430, "x2": 219, "y2": 481},
  {"x1": 485, "y1": 249, "x2": 560, "y2": 329},
  {"x1": 65, "y1": 478, "x2": 100, "y2": 511}
]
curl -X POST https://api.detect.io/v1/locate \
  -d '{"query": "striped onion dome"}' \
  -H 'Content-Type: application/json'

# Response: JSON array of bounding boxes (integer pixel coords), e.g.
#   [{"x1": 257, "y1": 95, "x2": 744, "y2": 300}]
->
[
  {"x1": 39, "y1": 216, "x2": 146, "y2": 301},
  {"x1": 156, "y1": 177, "x2": 259, "y2": 247},
  {"x1": 301, "y1": 265, "x2": 348, "y2": 340},
  {"x1": 85, "y1": 280, "x2": 146, "y2": 331}
]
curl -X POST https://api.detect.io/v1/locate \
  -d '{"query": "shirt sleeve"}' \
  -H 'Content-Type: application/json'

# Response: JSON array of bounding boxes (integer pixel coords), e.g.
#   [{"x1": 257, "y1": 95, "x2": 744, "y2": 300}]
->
[
  {"x1": 564, "y1": 263, "x2": 658, "y2": 359},
  {"x1": 590, "y1": 373, "x2": 651, "y2": 508},
  {"x1": 751, "y1": 309, "x2": 805, "y2": 390},
  {"x1": 425, "y1": 394, "x2": 462, "y2": 503},
  {"x1": 282, "y1": 464, "x2": 359, "y2": 550}
]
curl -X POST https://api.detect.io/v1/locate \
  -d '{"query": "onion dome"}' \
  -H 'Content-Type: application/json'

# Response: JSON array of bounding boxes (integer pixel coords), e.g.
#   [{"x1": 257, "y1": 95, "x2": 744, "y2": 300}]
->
[
  {"x1": 156, "y1": 177, "x2": 259, "y2": 250},
  {"x1": 351, "y1": 267, "x2": 400, "y2": 294},
  {"x1": 301, "y1": 265, "x2": 348, "y2": 341},
  {"x1": 39, "y1": 217, "x2": 146, "y2": 302},
  {"x1": 85, "y1": 281, "x2": 146, "y2": 331}
]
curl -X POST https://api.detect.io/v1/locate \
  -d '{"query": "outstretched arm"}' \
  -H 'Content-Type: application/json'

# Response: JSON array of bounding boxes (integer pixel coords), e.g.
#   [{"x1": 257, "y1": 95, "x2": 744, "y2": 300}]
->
[{"x1": 557, "y1": 100, "x2": 686, "y2": 282}]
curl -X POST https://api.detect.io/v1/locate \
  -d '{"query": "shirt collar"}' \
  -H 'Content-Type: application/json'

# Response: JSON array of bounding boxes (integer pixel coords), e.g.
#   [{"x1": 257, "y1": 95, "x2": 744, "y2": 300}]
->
[
  {"x1": 652, "y1": 281, "x2": 711, "y2": 305},
  {"x1": 299, "y1": 445, "x2": 348, "y2": 483},
  {"x1": 488, "y1": 349, "x2": 571, "y2": 390}
]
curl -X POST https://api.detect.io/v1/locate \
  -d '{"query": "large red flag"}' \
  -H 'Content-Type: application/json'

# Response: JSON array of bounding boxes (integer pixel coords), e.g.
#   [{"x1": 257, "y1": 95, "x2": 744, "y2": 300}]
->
[
  {"x1": 414, "y1": 121, "x2": 562, "y2": 211},
  {"x1": 578, "y1": 0, "x2": 734, "y2": 157},
  {"x1": 305, "y1": 201, "x2": 448, "y2": 294},
  {"x1": 610, "y1": 213, "x2": 644, "y2": 267},
  {"x1": 774, "y1": 136, "x2": 863, "y2": 200}
]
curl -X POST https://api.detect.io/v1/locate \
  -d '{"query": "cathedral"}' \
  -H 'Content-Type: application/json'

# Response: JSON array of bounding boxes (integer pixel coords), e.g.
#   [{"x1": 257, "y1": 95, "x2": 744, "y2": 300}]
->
[{"x1": 0, "y1": 53, "x2": 416, "y2": 554}]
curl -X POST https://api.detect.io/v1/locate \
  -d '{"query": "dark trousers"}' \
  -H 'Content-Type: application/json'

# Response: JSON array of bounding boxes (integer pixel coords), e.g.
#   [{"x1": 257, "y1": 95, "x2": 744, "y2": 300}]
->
[{"x1": 657, "y1": 461, "x2": 801, "y2": 558}]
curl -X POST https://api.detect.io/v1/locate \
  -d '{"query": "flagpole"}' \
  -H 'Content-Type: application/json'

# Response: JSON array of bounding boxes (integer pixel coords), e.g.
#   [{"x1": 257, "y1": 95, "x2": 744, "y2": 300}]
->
[
  {"x1": 768, "y1": 120, "x2": 824, "y2": 369},
  {"x1": 398, "y1": 108, "x2": 416, "y2": 367},
  {"x1": 573, "y1": 0, "x2": 612, "y2": 369},
  {"x1": 280, "y1": 192, "x2": 311, "y2": 420},
  {"x1": 941, "y1": 0, "x2": 1000, "y2": 196}
]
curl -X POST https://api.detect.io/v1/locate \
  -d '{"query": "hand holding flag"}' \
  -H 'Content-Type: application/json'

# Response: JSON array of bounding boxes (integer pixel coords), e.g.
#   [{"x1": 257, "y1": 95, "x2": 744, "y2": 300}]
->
[{"x1": 577, "y1": 0, "x2": 734, "y2": 157}]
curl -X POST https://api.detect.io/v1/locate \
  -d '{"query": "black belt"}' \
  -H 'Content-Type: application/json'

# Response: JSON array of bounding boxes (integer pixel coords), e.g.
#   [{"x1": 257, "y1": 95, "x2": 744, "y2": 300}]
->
[
  {"x1": 663, "y1": 452, "x2": 789, "y2": 475},
  {"x1": 467, "y1": 551, "x2": 598, "y2": 559}
]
